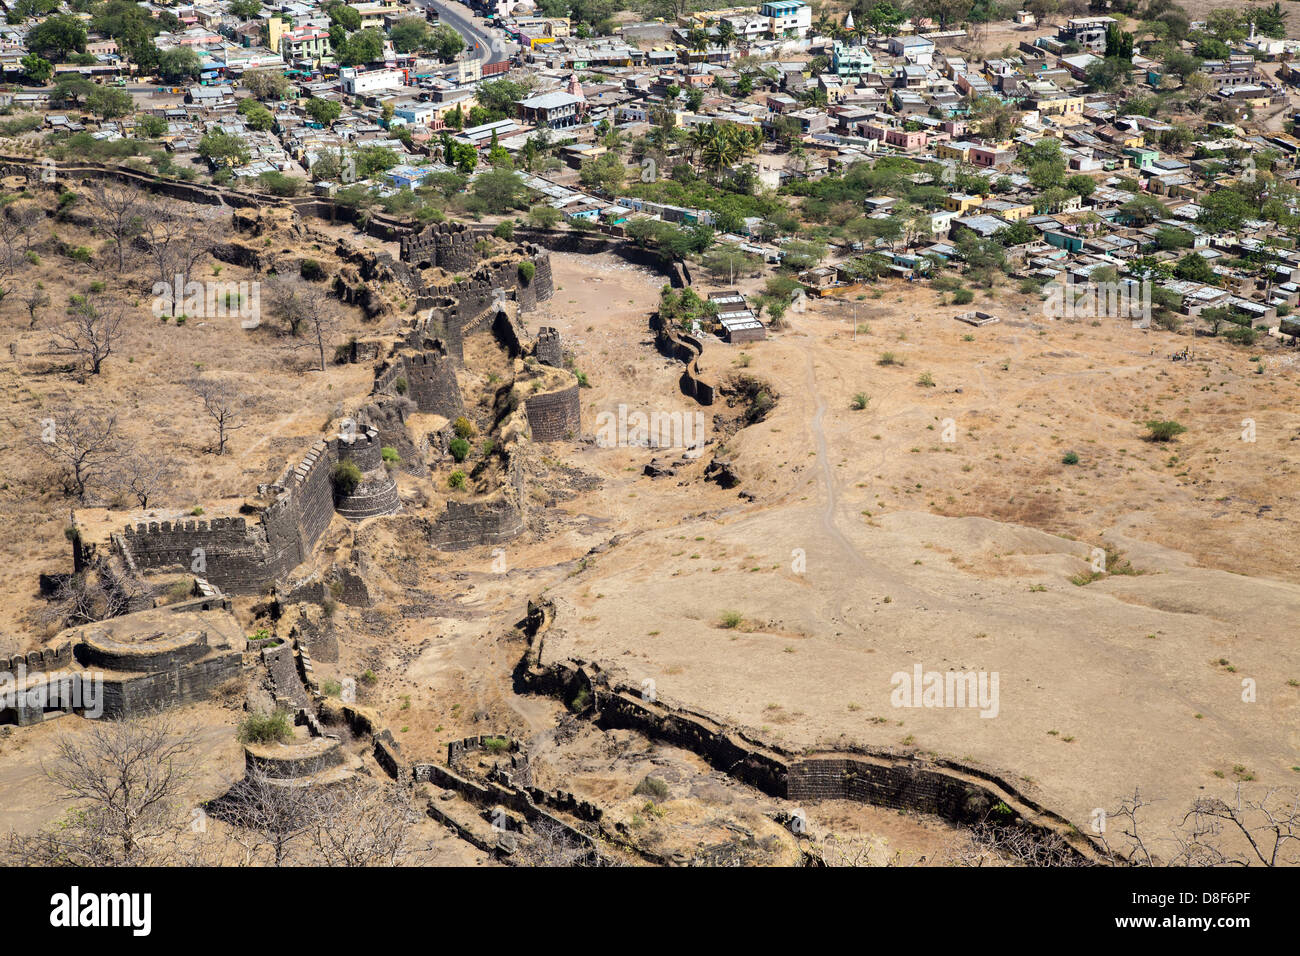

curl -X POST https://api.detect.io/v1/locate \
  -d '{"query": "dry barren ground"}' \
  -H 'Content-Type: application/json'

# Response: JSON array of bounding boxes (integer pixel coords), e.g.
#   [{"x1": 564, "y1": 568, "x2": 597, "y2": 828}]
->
[{"x1": 530, "y1": 260, "x2": 1300, "y2": 858}]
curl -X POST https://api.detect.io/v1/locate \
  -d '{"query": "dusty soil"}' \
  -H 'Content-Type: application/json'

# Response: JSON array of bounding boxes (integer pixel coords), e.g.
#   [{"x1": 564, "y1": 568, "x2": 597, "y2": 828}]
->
[{"x1": 7, "y1": 216, "x2": 1298, "y2": 864}]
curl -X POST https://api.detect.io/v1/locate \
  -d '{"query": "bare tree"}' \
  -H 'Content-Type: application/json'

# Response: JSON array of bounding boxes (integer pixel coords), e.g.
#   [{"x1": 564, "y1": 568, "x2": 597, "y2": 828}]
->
[
  {"x1": 142, "y1": 204, "x2": 212, "y2": 316},
  {"x1": 516, "y1": 818, "x2": 598, "y2": 867},
  {"x1": 19, "y1": 284, "x2": 49, "y2": 329},
  {"x1": 213, "y1": 763, "x2": 324, "y2": 867},
  {"x1": 45, "y1": 569, "x2": 130, "y2": 628},
  {"x1": 113, "y1": 449, "x2": 174, "y2": 508},
  {"x1": 6, "y1": 713, "x2": 201, "y2": 866},
  {"x1": 0, "y1": 210, "x2": 23, "y2": 303},
  {"x1": 34, "y1": 404, "x2": 123, "y2": 501},
  {"x1": 1097, "y1": 787, "x2": 1155, "y2": 866},
  {"x1": 3, "y1": 200, "x2": 43, "y2": 255},
  {"x1": 88, "y1": 182, "x2": 146, "y2": 274},
  {"x1": 1173, "y1": 788, "x2": 1300, "y2": 867},
  {"x1": 307, "y1": 779, "x2": 425, "y2": 866},
  {"x1": 266, "y1": 279, "x2": 338, "y2": 371},
  {"x1": 190, "y1": 377, "x2": 247, "y2": 455},
  {"x1": 48, "y1": 297, "x2": 125, "y2": 375}
]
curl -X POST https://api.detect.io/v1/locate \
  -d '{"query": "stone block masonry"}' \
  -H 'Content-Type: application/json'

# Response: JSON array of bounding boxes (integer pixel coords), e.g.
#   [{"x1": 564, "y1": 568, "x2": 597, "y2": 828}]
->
[
  {"x1": 400, "y1": 221, "x2": 477, "y2": 273},
  {"x1": 111, "y1": 428, "x2": 398, "y2": 594},
  {"x1": 376, "y1": 349, "x2": 464, "y2": 419},
  {"x1": 535, "y1": 327, "x2": 563, "y2": 367},
  {"x1": 524, "y1": 384, "x2": 581, "y2": 442},
  {"x1": 514, "y1": 600, "x2": 1105, "y2": 863}
]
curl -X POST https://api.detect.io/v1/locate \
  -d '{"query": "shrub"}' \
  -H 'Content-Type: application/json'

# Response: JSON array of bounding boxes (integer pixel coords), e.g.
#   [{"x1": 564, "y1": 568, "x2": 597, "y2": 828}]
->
[
  {"x1": 449, "y1": 437, "x2": 470, "y2": 462},
  {"x1": 448, "y1": 470, "x2": 466, "y2": 489},
  {"x1": 300, "y1": 258, "x2": 325, "y2": 281},
  {"x1": 917, "y1": 372, "x2": 935, "y2": 387},
  {"x1": 1062, "y1": 451, "x2": 1079, "y2": 465},
  {"x1": 517, "y1": 260, "x2": 536, "y2": 284},
  {"x1": 878, "y1": 352, "x2": 902, "y2": 366},
  {"x1": 453, "y1": 416, "x2": 475, "y2": 439},
  {"x1": 718, "y1": 610, "x2": 744, "y2": 629},
  {"x1": 381, "y1": 446, "x2": 400, "y2": 463},
  {"x1": 394, "y1": 376, "x2": 408, "y2": 395},
  {"x1": 493, "y1": 220, "x2": 514, "y2": 240},
  {"x1": 952, "y1": 287, "x2": 974, "y2": 305},
  {"x1": 569, "y1": 686, "x2": 591, "y2": 711},
  {"x1": 483, "y1": 736, "x2": 510, "y2": 754},
  {"x1": 321, "y1": 679, "x2": 342, "y2": 696},
  {"x1": 574, "y1": 370, "x2": 589, "y2": 388},
  {"x1": 237, "y1": 710, "x2": 293, "y2": 745},
  {"x1": 851, "y1": 392, "x2": 869, "y2": 410},
  {"x1": 1145, "y1": 420, "x2": 1186, "y2": 442},
  {"x1": 331, "y1": 459, "x2": 362, "y2": 496},
  {"x1": 359, "y1": 668, "x2": 378, "y2": 686},
  {"x1": 745, "y1": 391, "x2": 773, "y2": 424},
  {"x1": 633, "y1": 775, "x2": 671, "y2": 801}
]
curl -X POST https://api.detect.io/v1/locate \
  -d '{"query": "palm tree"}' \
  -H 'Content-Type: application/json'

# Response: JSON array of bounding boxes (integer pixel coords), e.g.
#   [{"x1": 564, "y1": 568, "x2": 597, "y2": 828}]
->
[
  {"x1": 717, "y1": 20, "x2": 737, "y2": 48},
  {"x1": 686, "y1": 27, "x2": 710, "y2": 55}
]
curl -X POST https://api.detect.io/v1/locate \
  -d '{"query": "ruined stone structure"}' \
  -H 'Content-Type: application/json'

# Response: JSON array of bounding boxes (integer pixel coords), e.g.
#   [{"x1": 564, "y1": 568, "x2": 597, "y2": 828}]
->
[
  {"x1": 1, "y1": 599, "x2": 242, "y2": 725},
  {"x1": 374, "y1": 348, "x2": 463, "y2": 419},
  {"x1": 524, "y1": 383, "x2": 582, "y2": 442},
  {"x1": 535, "y1": 327, "x2": 563, "y2": 367},
  {"x1": 513, "y1": 599, "x2": 1103, "y2": 864},
  {"x1": 400, "y1": 220, "x2": 478, "y2": 273},
  {"x1": 333, "y1": 428, "x2": 401, "y2": 521},
  {"x1": 99, "y1": 427, "x2": 399, "y2": 595}
]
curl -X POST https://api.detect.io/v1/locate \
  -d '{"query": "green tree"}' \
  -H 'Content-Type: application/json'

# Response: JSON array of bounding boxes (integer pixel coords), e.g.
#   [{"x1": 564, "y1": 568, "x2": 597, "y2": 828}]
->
[
  {"x1": 87, "y1": 85, "x2": 134, "y2": 119},
  {"x1": 198, "y1": 130, "x2": 250, "y2": 167},
  {"x1": 579, "y1": 152, "x2": 626, "y2": 194},
  {"x1": 241, "y1": 69, "x2": 290, "y2": 100},
  {"x1": 470, "y1": 168, "x2": 526, "y2": 214},
  {"x1": 429, "y1": 23, "x2": 465, "y2": 61},
  {"x1": 326, "y1": 2, "x2": 362, "y2": 31},
  {"x1": 306, "y1": 97, "x2": 342, "y2": 126},
  {"x1": 20, "y1": 53, "x2": 52, "y2": 84},
  {"x1": 237, "y1": 97, "x2": 275, "y2": 131},
  {"x1": 339, "y1": 28, "x2": 383, "y2": 66},
  {"x1": 389, "y1": 17, "x2": 431, "y2": 53},
  {"x1": 27, "y1": 14, "x2": 87, "y2": 59},
  {"x1": 528, "y1": 204, "x2": 561, "y2": 229},
  {"x1": 158, "y1": 47, "x2": 201, "y2": 82},
  {"x1": 1173, "y1": 252, "x2": 1216, "y2": 283},
  {"x1": 1065, "y1": 174, "x2": 1096, "y2": 198}
]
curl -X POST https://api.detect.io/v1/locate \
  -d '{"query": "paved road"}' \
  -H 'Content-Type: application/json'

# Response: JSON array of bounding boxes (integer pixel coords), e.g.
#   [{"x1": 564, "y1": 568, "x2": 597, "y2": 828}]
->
[{"x1": 415, "y1": 0, "x2": 513, "y2": 67}]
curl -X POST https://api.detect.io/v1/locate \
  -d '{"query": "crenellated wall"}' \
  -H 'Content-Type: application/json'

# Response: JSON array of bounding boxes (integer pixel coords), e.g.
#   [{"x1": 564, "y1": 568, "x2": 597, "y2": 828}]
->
[
  {"x1": 107, "y1": 429, "x2": 397, "y2": 594},
  {"x1": 375, "y1": 349, "x2": 464, "y2": 418},
  {"x1": 535, "y1": 327, "x2": 563, "y2": 367}
]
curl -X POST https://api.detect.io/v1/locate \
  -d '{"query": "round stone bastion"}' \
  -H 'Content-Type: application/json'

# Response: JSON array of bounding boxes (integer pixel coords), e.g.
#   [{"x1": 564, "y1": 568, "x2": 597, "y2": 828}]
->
[{"x1": 78, "y1": 626, "x2": 210, "y2": 673}]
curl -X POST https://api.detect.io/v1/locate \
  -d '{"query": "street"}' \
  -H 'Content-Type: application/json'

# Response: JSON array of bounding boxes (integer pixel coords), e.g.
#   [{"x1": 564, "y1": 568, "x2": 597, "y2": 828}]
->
[{"x1": 414, "y1": 0, "x2": 513, "y2": 67}]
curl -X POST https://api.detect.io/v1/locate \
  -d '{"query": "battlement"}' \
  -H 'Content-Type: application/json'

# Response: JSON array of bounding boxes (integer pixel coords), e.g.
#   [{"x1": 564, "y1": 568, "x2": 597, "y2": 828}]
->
[
  {"x1": 536, "y1": 327, "x2": 563, "y2": 367},
  {"x1": 400, "y1": 221, "x2": 478, "y2": 273},
  {"x1": 125, "y1": 517, "x2": 248, "y2": 536}
]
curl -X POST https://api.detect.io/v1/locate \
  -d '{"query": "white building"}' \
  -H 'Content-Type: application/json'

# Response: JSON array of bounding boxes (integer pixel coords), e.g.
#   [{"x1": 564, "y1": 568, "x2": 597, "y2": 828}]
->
[
  {"x1": 340, "y1": 67, "x2": 406, "y2": 96},
  {"x1": 760, "y1": 0, "x2": 812, "y2": 39}
]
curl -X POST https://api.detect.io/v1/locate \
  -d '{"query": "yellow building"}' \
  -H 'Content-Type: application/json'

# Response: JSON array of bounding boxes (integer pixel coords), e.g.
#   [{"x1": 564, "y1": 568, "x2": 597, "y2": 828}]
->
[
  {"x1": 945, "y1": 193, "x2": 982, "y2": 213},
  {"x1": 979, "y1": 198, "x2": 1034, "y2": 221}
]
